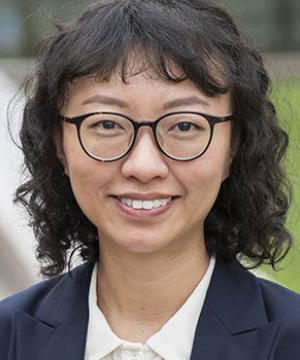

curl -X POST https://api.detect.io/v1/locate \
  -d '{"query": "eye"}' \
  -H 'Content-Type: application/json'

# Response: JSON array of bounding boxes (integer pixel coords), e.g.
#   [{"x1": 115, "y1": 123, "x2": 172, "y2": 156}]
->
[
  {"x1": 95, "y1": 120, "x2": 120, "y2": 129},
  {"x1": 176, "y1": 122, "x2": 196, "y2": 131},
  {"x1": 162, "y1": 115, "x2": 208, "y2": 137},
  {"x1": 172, "y1": 121, "x2": 203, "y2": 133},
  {"x1": 88, "y1": 119, "x2": 126, "y2": 132}
]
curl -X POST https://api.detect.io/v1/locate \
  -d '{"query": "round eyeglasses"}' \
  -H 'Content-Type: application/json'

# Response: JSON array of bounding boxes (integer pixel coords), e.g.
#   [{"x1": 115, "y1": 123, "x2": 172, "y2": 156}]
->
[{"x1": 59, "y1": 111, "x2": 234, "y2": 162}]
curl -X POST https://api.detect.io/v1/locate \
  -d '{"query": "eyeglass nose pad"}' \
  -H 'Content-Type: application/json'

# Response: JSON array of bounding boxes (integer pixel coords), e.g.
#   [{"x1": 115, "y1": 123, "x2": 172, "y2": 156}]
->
[
  {"x1": 129, "y1": 123, "x2": 157, "y2": 151},
  {"x1": 129, "y1": 120, "x2": 158, "y2": 145}
]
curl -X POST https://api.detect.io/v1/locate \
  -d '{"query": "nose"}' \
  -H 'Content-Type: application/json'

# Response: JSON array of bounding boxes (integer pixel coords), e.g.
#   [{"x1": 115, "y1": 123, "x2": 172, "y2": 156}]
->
[{"x1": 121, "y1": 128, "x2": 169, "y2": 183}]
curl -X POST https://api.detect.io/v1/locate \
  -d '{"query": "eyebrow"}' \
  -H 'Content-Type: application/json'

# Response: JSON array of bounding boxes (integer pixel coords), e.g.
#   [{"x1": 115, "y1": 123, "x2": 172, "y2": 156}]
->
[{"x1": 81, "y1": 94, "x2": 210, "y2": 110}]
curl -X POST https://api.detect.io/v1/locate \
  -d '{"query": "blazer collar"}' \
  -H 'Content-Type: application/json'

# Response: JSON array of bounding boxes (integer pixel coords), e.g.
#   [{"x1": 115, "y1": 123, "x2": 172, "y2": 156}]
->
[
  {"x1": 13, "y1": 262, "x2": 94, "y2": 360},
  {"x1": 191, "y1": 260, "x2": 281, "y2": 360},
  {"x1": 12, "y1": 260, "x2": 281, "y2": 360}
]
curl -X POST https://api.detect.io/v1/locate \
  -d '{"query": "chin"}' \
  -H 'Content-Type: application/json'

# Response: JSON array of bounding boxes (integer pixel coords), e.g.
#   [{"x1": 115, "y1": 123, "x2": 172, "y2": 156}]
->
[
  {"x1": 120, "y1": 242, "x2": 164, "y2": 254},
  {"x1": 112, "y1": 235, "x2": 170, "y2": 254}
]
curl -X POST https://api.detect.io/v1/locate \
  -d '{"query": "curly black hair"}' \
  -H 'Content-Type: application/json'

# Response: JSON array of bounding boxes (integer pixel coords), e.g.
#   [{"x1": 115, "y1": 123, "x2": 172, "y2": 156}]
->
[{"x1": 14, "y1": 0, "x2": 292, "y2": 277}]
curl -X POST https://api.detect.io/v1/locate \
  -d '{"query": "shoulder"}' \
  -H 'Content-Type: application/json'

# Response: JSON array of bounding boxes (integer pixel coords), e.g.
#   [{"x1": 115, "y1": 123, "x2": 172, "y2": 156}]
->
[
  {"x1": 255, "y1": 276, "x2": 300, "y2": 356},
  {"x1": 0, "y1": 275, "x2": 60, "y2": 358},
  {"x1": 0, "y1": 262, "x2": 93, "y2": 317},
  {"x1": 0, "y1": 274, "x2": 62, "y2": 334},
  {"x1": 0, "y1": 262, "x2": 93, "y2": 357},
  {"x1": 256, "y1": 276, "x2": 300, "y2": 319},
  {"x1": 218, "y1": 262, "x2": 300, "y2": 357},
  {"x1": 222, "y1": 261, "x2": 300, "y2": 321},
  {"x1": 0, "y1": 275, "x2": 61, "y2": 317},
  {"x1": 214, "y1": 260, "x2": 300, "y2": 351}
]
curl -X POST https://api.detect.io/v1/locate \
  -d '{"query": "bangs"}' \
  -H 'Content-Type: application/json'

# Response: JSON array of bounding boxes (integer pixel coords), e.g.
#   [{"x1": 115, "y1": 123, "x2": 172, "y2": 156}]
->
[
  {"x1": 96, "y1": 41, "x2": 231, "y2": 96},
  {"x1": 39, "y1": 0, "x2": 236, "y2": 107}
]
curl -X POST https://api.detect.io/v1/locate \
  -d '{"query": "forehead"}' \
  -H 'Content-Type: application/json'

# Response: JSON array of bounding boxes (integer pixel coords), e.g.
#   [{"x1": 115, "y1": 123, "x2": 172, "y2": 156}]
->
[
  {"x1": 63, "y1": 70, "x2": 231, "y2": 116},
  {"x1": 67, "y1": 70, "x2": 200, "y2": 100},
  {"x1": 64, "y1": 54, "x2": 230, "y2": 112}
]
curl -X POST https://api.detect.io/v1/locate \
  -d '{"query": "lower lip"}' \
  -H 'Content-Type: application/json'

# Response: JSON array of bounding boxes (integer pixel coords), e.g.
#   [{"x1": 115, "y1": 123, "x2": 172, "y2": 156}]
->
[{"x1": 110, "y1": 197, "x2": 179, "y2": 219}]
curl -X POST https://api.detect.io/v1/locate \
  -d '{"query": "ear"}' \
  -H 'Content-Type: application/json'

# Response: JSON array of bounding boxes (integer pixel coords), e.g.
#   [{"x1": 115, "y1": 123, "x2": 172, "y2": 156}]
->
[{"x1": 53, "y1": 124, "x2": 69, "y2": 176}]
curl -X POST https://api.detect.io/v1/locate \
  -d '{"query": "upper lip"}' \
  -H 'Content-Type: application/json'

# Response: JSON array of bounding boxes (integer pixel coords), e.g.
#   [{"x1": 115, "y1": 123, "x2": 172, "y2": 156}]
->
[{"x1": 112, "y1": 193, "x2": 179, "y2": 200}]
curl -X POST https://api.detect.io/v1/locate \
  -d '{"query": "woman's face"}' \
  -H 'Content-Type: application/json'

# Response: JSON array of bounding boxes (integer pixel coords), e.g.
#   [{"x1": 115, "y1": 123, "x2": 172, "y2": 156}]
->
[{"x1": 57, "y1": 67, "x2": 234, "y2": 256}]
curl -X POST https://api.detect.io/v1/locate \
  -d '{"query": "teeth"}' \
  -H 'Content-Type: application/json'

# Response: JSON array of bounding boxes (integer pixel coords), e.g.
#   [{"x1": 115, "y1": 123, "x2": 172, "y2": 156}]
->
[
  {"x1": 120, "y1": 197, "x2": 172, "y2": 210},
  {"x1": 132, "y1": 200, "x2": 142, "y2": 209}
]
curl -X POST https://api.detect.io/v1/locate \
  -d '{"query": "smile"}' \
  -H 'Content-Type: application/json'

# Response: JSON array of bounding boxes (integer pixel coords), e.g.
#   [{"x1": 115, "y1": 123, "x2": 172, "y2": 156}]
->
[
  {"x1": 119, "y1": 197, "x2": 172, "y2": 210},
  {"x1": 111, "y1": 195, "x2": 179, "y2": 219}
]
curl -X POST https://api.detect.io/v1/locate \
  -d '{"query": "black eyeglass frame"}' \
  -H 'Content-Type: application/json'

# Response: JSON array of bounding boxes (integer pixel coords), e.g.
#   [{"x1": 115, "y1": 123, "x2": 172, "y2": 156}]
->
[{"x1": 59, "y1": 111, "x2": 234, "y2": 162}]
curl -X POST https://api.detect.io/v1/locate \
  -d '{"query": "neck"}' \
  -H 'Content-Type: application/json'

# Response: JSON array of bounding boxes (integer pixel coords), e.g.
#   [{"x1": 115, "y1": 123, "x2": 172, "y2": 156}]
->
[{"x1": 96, "y1": 236, "x2": 209, "y2": 342}]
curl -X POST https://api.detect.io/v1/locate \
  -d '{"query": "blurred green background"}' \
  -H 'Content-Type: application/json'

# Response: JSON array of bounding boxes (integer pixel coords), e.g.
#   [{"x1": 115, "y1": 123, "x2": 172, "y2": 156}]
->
[
  {"x1": 0, "y1": 0, "x2": 299, "y2": 292},
  {"x1": 265, "y1": 78, "x2": 300, "y2": 292}
]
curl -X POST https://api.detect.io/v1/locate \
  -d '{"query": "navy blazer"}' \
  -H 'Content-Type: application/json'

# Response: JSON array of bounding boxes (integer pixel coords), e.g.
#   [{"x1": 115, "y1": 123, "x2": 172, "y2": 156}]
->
[{"x1": 1, "y1": 260, "x2": 300, "y2": 360}]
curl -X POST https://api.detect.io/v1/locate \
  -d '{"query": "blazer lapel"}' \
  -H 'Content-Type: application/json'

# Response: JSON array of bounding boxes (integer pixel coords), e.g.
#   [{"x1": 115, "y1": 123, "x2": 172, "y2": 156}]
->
[
  {"x1": 12, "y1": 262, "x2": 94, "y2": 360},
  {"x1": 191, "y1": 261, "x2": 281, "y2": 360},
  {"x1": 10, "y1": 259, "x2": 282, "y2": 360}
]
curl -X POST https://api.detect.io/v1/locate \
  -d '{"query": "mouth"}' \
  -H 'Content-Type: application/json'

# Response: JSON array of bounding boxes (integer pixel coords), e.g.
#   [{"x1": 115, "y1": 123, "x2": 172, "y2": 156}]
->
[{"x1": 110, "y1": 195, "x2": 180, "y2": 218}]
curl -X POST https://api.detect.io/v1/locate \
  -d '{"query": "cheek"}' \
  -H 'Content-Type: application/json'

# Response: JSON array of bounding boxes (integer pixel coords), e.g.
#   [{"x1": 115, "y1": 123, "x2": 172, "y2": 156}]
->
[
  {"x1": 190, "y1": 164, "x2": 223, "y2": 200},
  {"x1": 177, "y1": 152, "x2": 229, "y2": 213},
  {"x1": 63, "y1": 143, "x2": 116, "y2": 217},
  {"x1": 63, "y1": 133, "x2": 111, "y2": 188}
]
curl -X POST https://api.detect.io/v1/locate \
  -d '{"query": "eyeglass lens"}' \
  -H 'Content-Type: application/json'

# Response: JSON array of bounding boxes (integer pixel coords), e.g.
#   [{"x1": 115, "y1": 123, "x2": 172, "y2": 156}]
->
[{"x1": 79, "y1": 113, "x2": 211, "y2": 160}]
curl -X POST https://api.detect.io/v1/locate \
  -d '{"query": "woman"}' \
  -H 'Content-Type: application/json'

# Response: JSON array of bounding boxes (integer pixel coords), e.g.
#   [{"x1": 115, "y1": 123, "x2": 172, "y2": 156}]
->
[{"x1": 1, "y1": 0, "x2": 299, "y2": 359}]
